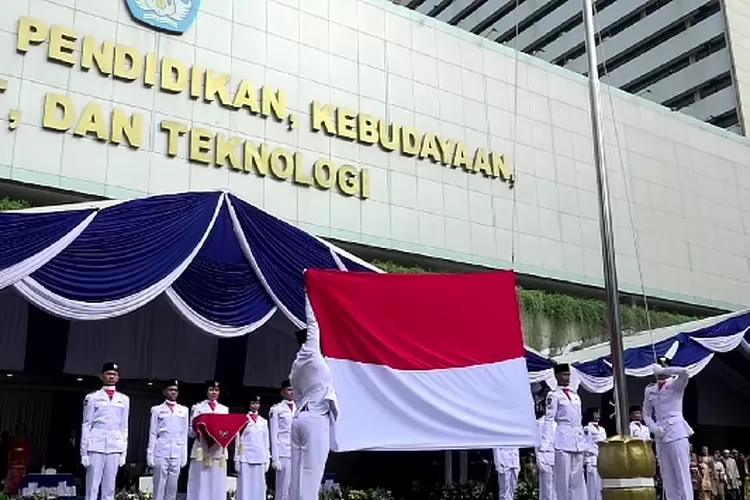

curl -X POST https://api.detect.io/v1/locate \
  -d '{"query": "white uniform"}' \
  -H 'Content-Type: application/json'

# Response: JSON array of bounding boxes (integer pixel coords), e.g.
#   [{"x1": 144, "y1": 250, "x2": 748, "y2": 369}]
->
[
  {"x1": 493, "y1": 448, "x2": 520, "y2": 500},
  {"x1": 643, "y1": 366, "x2": 693, "y2": 500},
  {"x1": 289, "y1": 316, "x2": 339, "y2": 500},
  {"x1": 629, "y1": 421, "x2": 651, "y2": 441},
  {"x1": 583, "y1": 423, "x2": 606, "y2": 500},
  {"x1": 81, "y1": 388, "x2": 130, "y2": 500},
  {"x1": 541, "y1": 387, "x2": 587, "y2": 500},
  {"x1": 536, "y1": 417, "x2": 556, "y2": 500},
  {"x1": 147, "y1": 401, "x2": 189, "y2": 500},
  {"x1": 186, "y1": 400, "x2": 229, "y2": 500},
  {"x1": 269, "y1": 400, "x2": 295, "y2": 500},
  {"x1": 235, "y1": 413, "x2": 270, "y2": 500}
]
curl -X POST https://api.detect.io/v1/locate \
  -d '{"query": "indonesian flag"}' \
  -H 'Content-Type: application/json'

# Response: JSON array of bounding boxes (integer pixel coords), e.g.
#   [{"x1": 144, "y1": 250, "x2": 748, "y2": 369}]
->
[{"x1": 304, "y1": 269, "x2": 538, "y2": 452}]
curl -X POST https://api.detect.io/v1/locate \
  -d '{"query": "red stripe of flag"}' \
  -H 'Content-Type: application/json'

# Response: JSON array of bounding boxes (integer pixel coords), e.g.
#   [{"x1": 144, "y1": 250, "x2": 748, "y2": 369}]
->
[{"x1": 305, "y1": 269, "x2": 524, "y2": 371}]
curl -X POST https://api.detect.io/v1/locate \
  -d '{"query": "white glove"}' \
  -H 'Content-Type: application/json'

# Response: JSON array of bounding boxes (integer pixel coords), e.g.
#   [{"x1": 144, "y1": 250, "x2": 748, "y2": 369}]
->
[
  {"x1": 653, "y1": 365, "x2": 667, "y2": 376},
  {"x1": 265, "y1": 461, "x2": 270, "y2": 472},
  {"x1": 654, "y1": 427, "x2": 666, "y2": 438},
  {"x1": 272, "y1": 460, "x2": 282, "y2": 471},
  {"x1": 118, "y1": 454, "x2": 126, "y2": 467},
  {"x1": 81, "y1": 456, "x2": 90, "y2": 468},
  {"x1": 147, "y1": 456, "x2": 154, "y2": 469},
  {"x1": 181, "y1": 458, "x2": 187, "y2": 468}
]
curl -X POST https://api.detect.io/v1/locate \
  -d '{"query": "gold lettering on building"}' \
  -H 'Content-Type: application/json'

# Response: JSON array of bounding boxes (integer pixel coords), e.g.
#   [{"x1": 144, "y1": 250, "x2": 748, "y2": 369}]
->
[
  {"x1": 13, "y1": 15, "x2": 515, "y2": 203},
  {"x1": 42, "y1": 93, "x2": 143, "y2": 148}
]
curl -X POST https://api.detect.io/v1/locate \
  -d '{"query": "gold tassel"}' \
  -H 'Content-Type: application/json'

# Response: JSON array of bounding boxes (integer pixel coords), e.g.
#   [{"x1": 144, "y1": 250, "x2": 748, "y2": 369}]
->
[
  {"x1": 196, "y1": 445, "x2": 203, "y2": 462},
  {"x1": 200, "y1": 441, "x2": 210, "y2": 467},
  {"x1": 220, "y1": 455, "x2": 226, "y2": 468}
]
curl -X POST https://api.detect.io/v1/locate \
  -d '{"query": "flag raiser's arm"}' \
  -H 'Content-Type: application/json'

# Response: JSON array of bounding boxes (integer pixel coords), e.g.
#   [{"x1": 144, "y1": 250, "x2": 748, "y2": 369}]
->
[{"x1": 303, "y1": 298, "x2": 322, "y2": 354}]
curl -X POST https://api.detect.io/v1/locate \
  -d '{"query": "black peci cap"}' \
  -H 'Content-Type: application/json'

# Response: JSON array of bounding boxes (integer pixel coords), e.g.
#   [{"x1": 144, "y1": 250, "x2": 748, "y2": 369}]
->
[
  {"x1": 164, "y1": 379, "x2": 179, "y2": 390},
  {"x1": 205, "y1": 380, "x2": 220, "y2": 389},
  {"x1": 629, "y1": 405, "x2": 641, "y2": 413},
  {"x1": 102, "y1": 362, "x2": 119, "y2": 373},
  {"x1": 281, "y1": 379, "x2": 291, "y2": 390},
  {"x1": 250, "y1": 395, "x2": 261, "y2": 402},
  {"x1": 553, "y1": 363, "x2": 570, "y2": 375}
]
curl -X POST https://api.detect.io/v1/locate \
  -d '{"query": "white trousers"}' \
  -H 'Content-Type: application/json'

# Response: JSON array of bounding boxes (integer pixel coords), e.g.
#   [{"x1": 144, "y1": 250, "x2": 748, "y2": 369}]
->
[
  {"x1": 275, "y1": 457, "x2": 292, "y2": 500},
  {"x1": 554, "y1": 451, "x2": 586, "y2": 500},
  {"x1": 237, "y1": 463, "x2": 267, "y2": 500},
  {"x1": 186, "y1": 459, "x2": 227, "y2": 500},
  {"x1": 289, "y1": 412, "x2": 330, "y2": 500},
  {"x1": 496, "y1": 467, "x2": 519, "y2": 500},
  {"x1": 153, "y1": 457, "x2": 181, "y2": 500},
  {"x1": 538, "y1": 458, "x2": 556, "y2": 500},
  {"x1": 85, "y1": 452, "x2": 119, "y2": 500},
  {"x1": 585, "y1": 464, "x2": 602, "y2": 500},
  {"x1": 656, "y1": 438, "x2": 693, "y2": 500}
]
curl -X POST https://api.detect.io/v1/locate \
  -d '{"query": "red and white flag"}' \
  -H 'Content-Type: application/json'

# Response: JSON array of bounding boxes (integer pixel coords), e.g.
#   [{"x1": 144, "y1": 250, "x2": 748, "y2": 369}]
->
[{"x1": 304, "y1": 269, "x2": 538, "y2": 452}]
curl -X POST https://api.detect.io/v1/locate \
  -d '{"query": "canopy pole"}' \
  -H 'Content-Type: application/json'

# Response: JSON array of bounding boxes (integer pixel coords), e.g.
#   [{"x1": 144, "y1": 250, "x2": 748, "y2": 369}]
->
[{"x1": 581, "y1": 0, "x2": 629, "y2": 435}]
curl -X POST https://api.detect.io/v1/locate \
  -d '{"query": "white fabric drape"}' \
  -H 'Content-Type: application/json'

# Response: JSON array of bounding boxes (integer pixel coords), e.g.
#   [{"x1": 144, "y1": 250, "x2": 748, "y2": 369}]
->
[
  {"x1": 0, "y1": 289, "x2": 28, "y2": 371},
  {"x1": 166, "y1": 286, "x2": 277, "y2": 338},
  {"x1": 65, "y1": 296, "x2": 219, "y2": 383},
  {"x1": 0, "y1": 212, "x2": 96, "y2": 290},
  {"x1": 14, "y1": 195, "x2": 224, "y2": 322},
  {"x1": 226, "y1": 197, "x2": 305, "y2": 329},
  {"x1": 0, "y1": 387, "x2": 54, "y2": 465}
]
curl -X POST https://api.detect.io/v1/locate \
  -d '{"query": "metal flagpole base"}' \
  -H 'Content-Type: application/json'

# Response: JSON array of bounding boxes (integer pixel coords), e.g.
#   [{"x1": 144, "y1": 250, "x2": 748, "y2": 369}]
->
[{"x1": 598, "y1": 436, "x2": 656, "y2": 500}]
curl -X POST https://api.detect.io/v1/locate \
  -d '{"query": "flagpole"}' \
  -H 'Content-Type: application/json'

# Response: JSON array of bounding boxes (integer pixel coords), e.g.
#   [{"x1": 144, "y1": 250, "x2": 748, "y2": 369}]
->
[{"x1": 580, "y1": 0, "x2": 629, "y2": 435}]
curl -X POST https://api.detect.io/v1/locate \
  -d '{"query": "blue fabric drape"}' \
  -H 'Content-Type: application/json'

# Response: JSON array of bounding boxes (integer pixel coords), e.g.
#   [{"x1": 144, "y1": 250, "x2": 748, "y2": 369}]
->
[
  {"x1": 30, "y1": 192, "x2": 220, "y2": 301},
  {"x1": 0, "y1": 209, "x2": 94, "y2": 269},
  {"x1": 229, "y1": 194, "x2": 341, "y2": 324},
  {"x1": 171, "y1": 204, "x2": 274, "y2": 327},
  {"x1": 563, "y1": 311, "x2": 750, "y2": 383},
  {"x1": 3, "y1": 188, "x2": 748, "y2": 383},
  {"x1": 525, "y1": 349, "x2": 554, "y2": 372}
]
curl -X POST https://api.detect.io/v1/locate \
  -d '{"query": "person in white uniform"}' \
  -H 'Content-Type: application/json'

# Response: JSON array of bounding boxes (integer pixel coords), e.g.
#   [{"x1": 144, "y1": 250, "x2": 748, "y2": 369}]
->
[
  {"x1": 493, "y1": 448, "x2": 520, "y2": 500},
  {"x1": 270, "y1": 380, "x2": 295, "y2": 500},
  {"x1": 541, "y1": 363, "x2": 587, "y2": 500},
  {"x1": 187, "y1": 380, "x2": 229, "y2": 500},
  {"x1": 583, "y1": 408, "x2": 606, "y2": 500},
  {"x1": 628, "y1": 406, "x2": 651, "y2": 441},
  {"x1": 81, "y1": 362, "x2": 130, "y2": 500},
  {"x1": 147, "y1": 380, "x2": 189, "y2": 500},
  {"x1": 236, "y1": 395, "x2": 270, "y2": 500},
  {"x1": 536, "y1": 395, "x2": 556, "y2": 500},
  {"x1": 643, "y1": 357, "x2": 694, "y2": 500},
  {"x1": 289, "y1": 327, "x2": 338, "y2": 500}
]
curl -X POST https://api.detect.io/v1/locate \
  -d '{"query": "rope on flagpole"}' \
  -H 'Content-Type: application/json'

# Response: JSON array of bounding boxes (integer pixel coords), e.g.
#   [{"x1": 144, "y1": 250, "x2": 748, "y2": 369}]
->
[
  {"x1": 509, "y1": 0, "x2": 521, "y2": 267},
  {"x1": 590, "y1": 2, "x2": 658, "y2": 369}
]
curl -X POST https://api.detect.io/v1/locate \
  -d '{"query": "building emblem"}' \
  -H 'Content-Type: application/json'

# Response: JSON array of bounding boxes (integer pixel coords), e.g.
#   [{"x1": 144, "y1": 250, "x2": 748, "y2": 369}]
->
[{"x1": 125, "y1": 0, "x2": 199, "y2": 34}]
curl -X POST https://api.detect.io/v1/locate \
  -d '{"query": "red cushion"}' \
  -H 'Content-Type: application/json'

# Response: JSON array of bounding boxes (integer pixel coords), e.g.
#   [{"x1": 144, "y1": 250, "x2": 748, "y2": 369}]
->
[{"x1": 193, "y1": 414, "x2": 249, "y2": 448}]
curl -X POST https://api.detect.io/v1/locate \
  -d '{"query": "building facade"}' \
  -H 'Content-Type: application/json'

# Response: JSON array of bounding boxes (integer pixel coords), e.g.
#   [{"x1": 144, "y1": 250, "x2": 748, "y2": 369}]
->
[
  {"x1": 402, "y1": 0, "x2": 748, "y2": 134},
  {"x1": 0, "y1": 0, "x2": 749, "y2": 314}
]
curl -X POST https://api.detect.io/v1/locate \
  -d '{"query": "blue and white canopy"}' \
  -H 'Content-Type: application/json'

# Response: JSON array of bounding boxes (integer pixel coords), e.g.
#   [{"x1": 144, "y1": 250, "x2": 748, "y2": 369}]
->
[
  {"x1": 2, "y1": 190, "x2": 748, "y2": 388},
  {"x1": 528, "y1": 309, "x2": 750, "y2": 393},
  {"x1": 0, "y1": 191, "x2": 378, "y2": 338}
]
